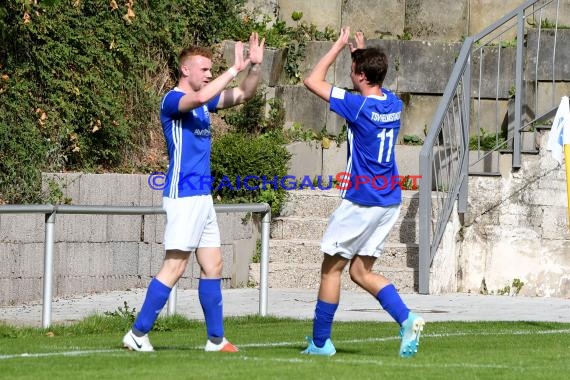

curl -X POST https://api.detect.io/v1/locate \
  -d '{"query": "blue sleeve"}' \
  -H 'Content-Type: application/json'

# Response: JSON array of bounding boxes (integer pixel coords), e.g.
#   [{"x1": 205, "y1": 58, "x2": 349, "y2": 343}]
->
[
  {"x1": 329, "y1": 87, "x2": 363, "y2": 123},
  {"x1": 207, "y1": 94, "x2": 221, "y2": 113},
  {"x1": 161, "y1": 92, "x2": 221, "y2": 116},
  {"x1": 161, "y1": 91, "x2": 185, "y2": 118}
]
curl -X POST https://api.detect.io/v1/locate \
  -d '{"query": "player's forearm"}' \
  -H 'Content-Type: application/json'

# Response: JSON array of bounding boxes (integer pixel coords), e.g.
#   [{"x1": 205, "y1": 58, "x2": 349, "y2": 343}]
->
[
  {"x1": 238, "y1": 63, "x2": 262, "y2": 100},
  {"x1": 178, "y1": 68, "x2": 239, "y2": 112}
]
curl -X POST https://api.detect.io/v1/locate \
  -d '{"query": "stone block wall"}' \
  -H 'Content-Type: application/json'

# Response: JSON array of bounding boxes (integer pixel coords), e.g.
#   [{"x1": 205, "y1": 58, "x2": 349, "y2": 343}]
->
[
  {"x1": 273, "y1": 0, "x2": 570, "y2": 42},
  {"x1": 235, "y1": 1, "x2": 570, "y2": 140},
  {"x1": 0, "y1": 174, "x2": 259, "y2": 305}
]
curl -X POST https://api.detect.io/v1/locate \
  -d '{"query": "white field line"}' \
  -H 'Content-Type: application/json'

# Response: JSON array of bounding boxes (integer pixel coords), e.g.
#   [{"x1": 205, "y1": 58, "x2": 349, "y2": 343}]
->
[
  {"x1": 237, "y1": 328, "x2": 570, "y2": 348},
  {"x1": 0, "y1": 349, "x2": 117, "y2": 360},
  {"x1": 235, "y1": 356, "x2": 515, "y2": 370},
  {"x1": 0, "y1": 328, "x2": 569, "y2": 361}
]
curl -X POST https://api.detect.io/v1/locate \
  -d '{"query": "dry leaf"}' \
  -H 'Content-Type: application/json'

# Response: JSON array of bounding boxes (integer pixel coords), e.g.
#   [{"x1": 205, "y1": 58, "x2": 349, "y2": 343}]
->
[
  {"x1": 92, "y1": 119, "x2": 101, "y2": 133},
  {"x1": 110, "y1": 0, "x2": 118, "y2": 11},
  {"x1": 322, "y1": 137, "x2": 331, "y2": 149},
  {"x1": 1, "y1": 74, "x2": 8, "y2": 81},
  {"x1": 127, "y1": 7, "x2": 135, "y2": 20},
  {"x1": 38, "y1": 111, "x2": 47, "y2": 126},
  {"x1": 46, "y1": 331, "x2": 55, "y2": 337},
  {"x1": 23, "y1": 12, "x2": 31, "y2": 24}
]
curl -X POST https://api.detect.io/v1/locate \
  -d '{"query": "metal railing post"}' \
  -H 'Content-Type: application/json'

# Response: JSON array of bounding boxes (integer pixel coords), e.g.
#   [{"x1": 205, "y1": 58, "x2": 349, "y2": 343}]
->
[
  {"x1": 418, "y1": 155, "x2": 432, "y2": 295},
  {"x1": 259, "y1": 209, "x2": 271, "y2": 316},
  {"x1": 459, "y1": 54, "x2": 472, "y2": 214},
  {"x1": 513, "y1": 8, "x2": 525, "y2": 169},
  {"x1": 42, "y1": 211, "x2": 56, "y2": 329},
  {"x1": 1, "y1": 202, "x2": 271, "y2": 325}
]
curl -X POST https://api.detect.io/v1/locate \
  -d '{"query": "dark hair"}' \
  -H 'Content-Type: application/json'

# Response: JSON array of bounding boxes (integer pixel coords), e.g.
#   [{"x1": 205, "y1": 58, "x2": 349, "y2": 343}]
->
[
  {"x1": 178, "y1": 46, "x2": 213, "y2": 74},
  {"x1": 350, "y1": 47, "x2": 388, "y2": 86}
]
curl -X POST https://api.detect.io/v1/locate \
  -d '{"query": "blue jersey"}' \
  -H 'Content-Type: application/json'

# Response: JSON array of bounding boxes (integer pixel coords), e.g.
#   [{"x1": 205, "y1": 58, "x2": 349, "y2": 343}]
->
[
  {"x1": 160, "y1": 88, "x2": 220, "y2": 198},
  {"x1": 330, "y1": 87, "x2": 403, "y2": 207}
]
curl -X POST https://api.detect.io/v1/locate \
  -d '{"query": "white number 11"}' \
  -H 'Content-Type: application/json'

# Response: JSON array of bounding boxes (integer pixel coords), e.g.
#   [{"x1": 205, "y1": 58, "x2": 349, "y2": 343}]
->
[{"x1": 377, "y1": 129, "x2": 394, "y2": 163}]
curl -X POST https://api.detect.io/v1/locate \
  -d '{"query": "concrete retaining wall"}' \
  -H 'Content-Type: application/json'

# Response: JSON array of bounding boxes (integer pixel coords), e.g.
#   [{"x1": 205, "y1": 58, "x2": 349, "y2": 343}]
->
[
  {"x1": 0, "y1": 174, "x2": 259, "y2": 306},
  {"x1": 272, "y1": 0, "x2": 570, "y2": 42},
  {"x1": 235, "y1": 1, "x2": 570, "y2": 138},
  {"x1": 454, "y1": 132, "x2": 570, "y2": 297}
]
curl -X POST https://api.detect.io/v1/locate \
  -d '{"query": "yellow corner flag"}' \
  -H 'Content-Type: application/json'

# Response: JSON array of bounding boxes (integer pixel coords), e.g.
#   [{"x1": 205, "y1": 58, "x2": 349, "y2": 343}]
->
[{"x1": 547, "y1": 96, "x2": 570, "y2": 229}]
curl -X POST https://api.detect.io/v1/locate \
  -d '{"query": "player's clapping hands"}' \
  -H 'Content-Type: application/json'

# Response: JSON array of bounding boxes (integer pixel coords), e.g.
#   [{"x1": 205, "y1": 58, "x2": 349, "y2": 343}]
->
[
  {"x1": 247, "y1": 32, "x2": 265, "y2": 66},
  {"x1": 232, "y1": 40, "x2": 248, "y2": 72},
  {"x1": 333, "y1": 27, "x2": 351, "y2": 51},
  {"x1": 350, "y1": 31, "x2": 366, "y2": 52}
]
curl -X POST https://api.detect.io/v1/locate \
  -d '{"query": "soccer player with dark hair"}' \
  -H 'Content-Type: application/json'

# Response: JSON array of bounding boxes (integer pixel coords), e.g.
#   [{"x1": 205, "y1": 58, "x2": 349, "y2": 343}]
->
[
  {"x1": 301, "y1": 27, "x2": 425, "y2": 357},
  {"x1": 123, "y1": 32, "x2": 265, "y2": 352}
]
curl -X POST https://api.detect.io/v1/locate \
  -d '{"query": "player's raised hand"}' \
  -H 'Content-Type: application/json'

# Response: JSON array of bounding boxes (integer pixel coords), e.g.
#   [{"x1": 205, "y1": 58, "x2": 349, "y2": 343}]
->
[
  {"x1": 333, "y1": 27, "x2": 351, "y2": 51},
  {"x1": 233, "y1": 40, "x2": 248, "y2": 72},
  {"x1": 349, "y1": 30, "x2": 365, "y2": 52},
  {"x1": 248, "y1": 32, "x2": 265, "y2": 65}
]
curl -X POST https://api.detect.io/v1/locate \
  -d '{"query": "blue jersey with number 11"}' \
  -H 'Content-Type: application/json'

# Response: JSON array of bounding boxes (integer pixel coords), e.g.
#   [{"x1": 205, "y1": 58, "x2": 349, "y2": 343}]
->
[{"x1": 330, "y1": 87, "x2": 403, "y2": 207}]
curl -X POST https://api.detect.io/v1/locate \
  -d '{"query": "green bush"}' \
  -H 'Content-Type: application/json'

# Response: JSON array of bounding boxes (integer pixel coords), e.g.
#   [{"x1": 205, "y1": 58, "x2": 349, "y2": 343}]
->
[
  {"x1": 0, "y1": 0, "x2": 250, "y2": 203},
  {"x1": 211, "y1": 132, "x2": 290, "y2": 216},
  {"x1": 0, "y1": 1, "x2": 331, "y2": 208},
  {"x1": 468, "y1": 129, "x2": 507, "y2": 151}
]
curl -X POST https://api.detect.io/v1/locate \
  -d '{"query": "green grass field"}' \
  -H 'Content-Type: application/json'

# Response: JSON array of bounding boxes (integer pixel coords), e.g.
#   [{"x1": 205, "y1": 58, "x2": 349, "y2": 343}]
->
[{"x1": 0, "y1": 314, "x2": 568, "y2": 380}]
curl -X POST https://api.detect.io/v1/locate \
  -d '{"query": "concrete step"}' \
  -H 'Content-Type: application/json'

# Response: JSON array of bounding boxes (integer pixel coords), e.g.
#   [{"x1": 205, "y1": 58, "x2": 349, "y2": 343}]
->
[
  {"x1": 279, "y1": 189, "x2": 420, "y2": 219},
  {"x1": 268, "y1": 239, "x2": 418, "y2": 268},
  {"x1": 271, "y1": 217, "x2": 420, "y2": 244},
  {"x1": 249, "y1": 262, "x2": 417, "y2": 293}
]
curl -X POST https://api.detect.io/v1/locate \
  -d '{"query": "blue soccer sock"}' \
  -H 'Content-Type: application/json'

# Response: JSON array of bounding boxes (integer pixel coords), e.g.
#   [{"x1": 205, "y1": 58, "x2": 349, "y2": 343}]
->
[
  {"x1": 312, "y1": 299, "x2": 338, "y2": 348},
  {"x1": 133, "y1": 278, "x2": 172, "y2": 335},
  {"x1": 199, "y1": 278, "x2": 224, "y2": 341},
  {"x1": 376, "y1": 284, "x2": 410, "y2": 326}
]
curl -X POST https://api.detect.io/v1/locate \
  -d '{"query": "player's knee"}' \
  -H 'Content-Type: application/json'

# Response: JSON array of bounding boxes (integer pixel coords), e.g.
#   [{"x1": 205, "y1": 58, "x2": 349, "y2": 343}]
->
[
  {"x1": 200, "y1": 259, "x2": 222, "y2": 277},
  {"x1": 348, "y1": 266, "x2": 366, "y2": 284}
]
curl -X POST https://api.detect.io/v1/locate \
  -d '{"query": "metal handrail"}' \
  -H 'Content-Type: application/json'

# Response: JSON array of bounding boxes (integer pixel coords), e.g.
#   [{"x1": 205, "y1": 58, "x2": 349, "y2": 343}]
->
[
  {"x1": 419, "y1": 37, "x2": 473, "y2": 294},
  {"x1": 418, "y1": 0, "x2": 561, "y2": 294},
  {"x1": 0, "y1": 203, "x2": 271, "y2": 328}
]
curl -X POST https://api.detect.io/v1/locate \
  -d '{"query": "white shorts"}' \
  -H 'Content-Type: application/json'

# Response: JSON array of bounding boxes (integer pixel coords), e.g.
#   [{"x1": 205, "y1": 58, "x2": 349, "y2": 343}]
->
[
  {"x1": 320, "y1": 199, "x2": 401, "y2": 260},
  {"x1": 162, "y1": 195, "x2": 221, "y2": 251}
]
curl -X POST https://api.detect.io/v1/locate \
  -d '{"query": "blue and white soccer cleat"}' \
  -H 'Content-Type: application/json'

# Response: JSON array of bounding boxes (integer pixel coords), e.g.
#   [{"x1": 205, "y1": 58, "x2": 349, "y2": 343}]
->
[
  {"x1": 399, "y1": 312, "x2": 425, "y2": 358},
  {"x1": 301, "y1": 336, "x2": 336, "y2": 356}
]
